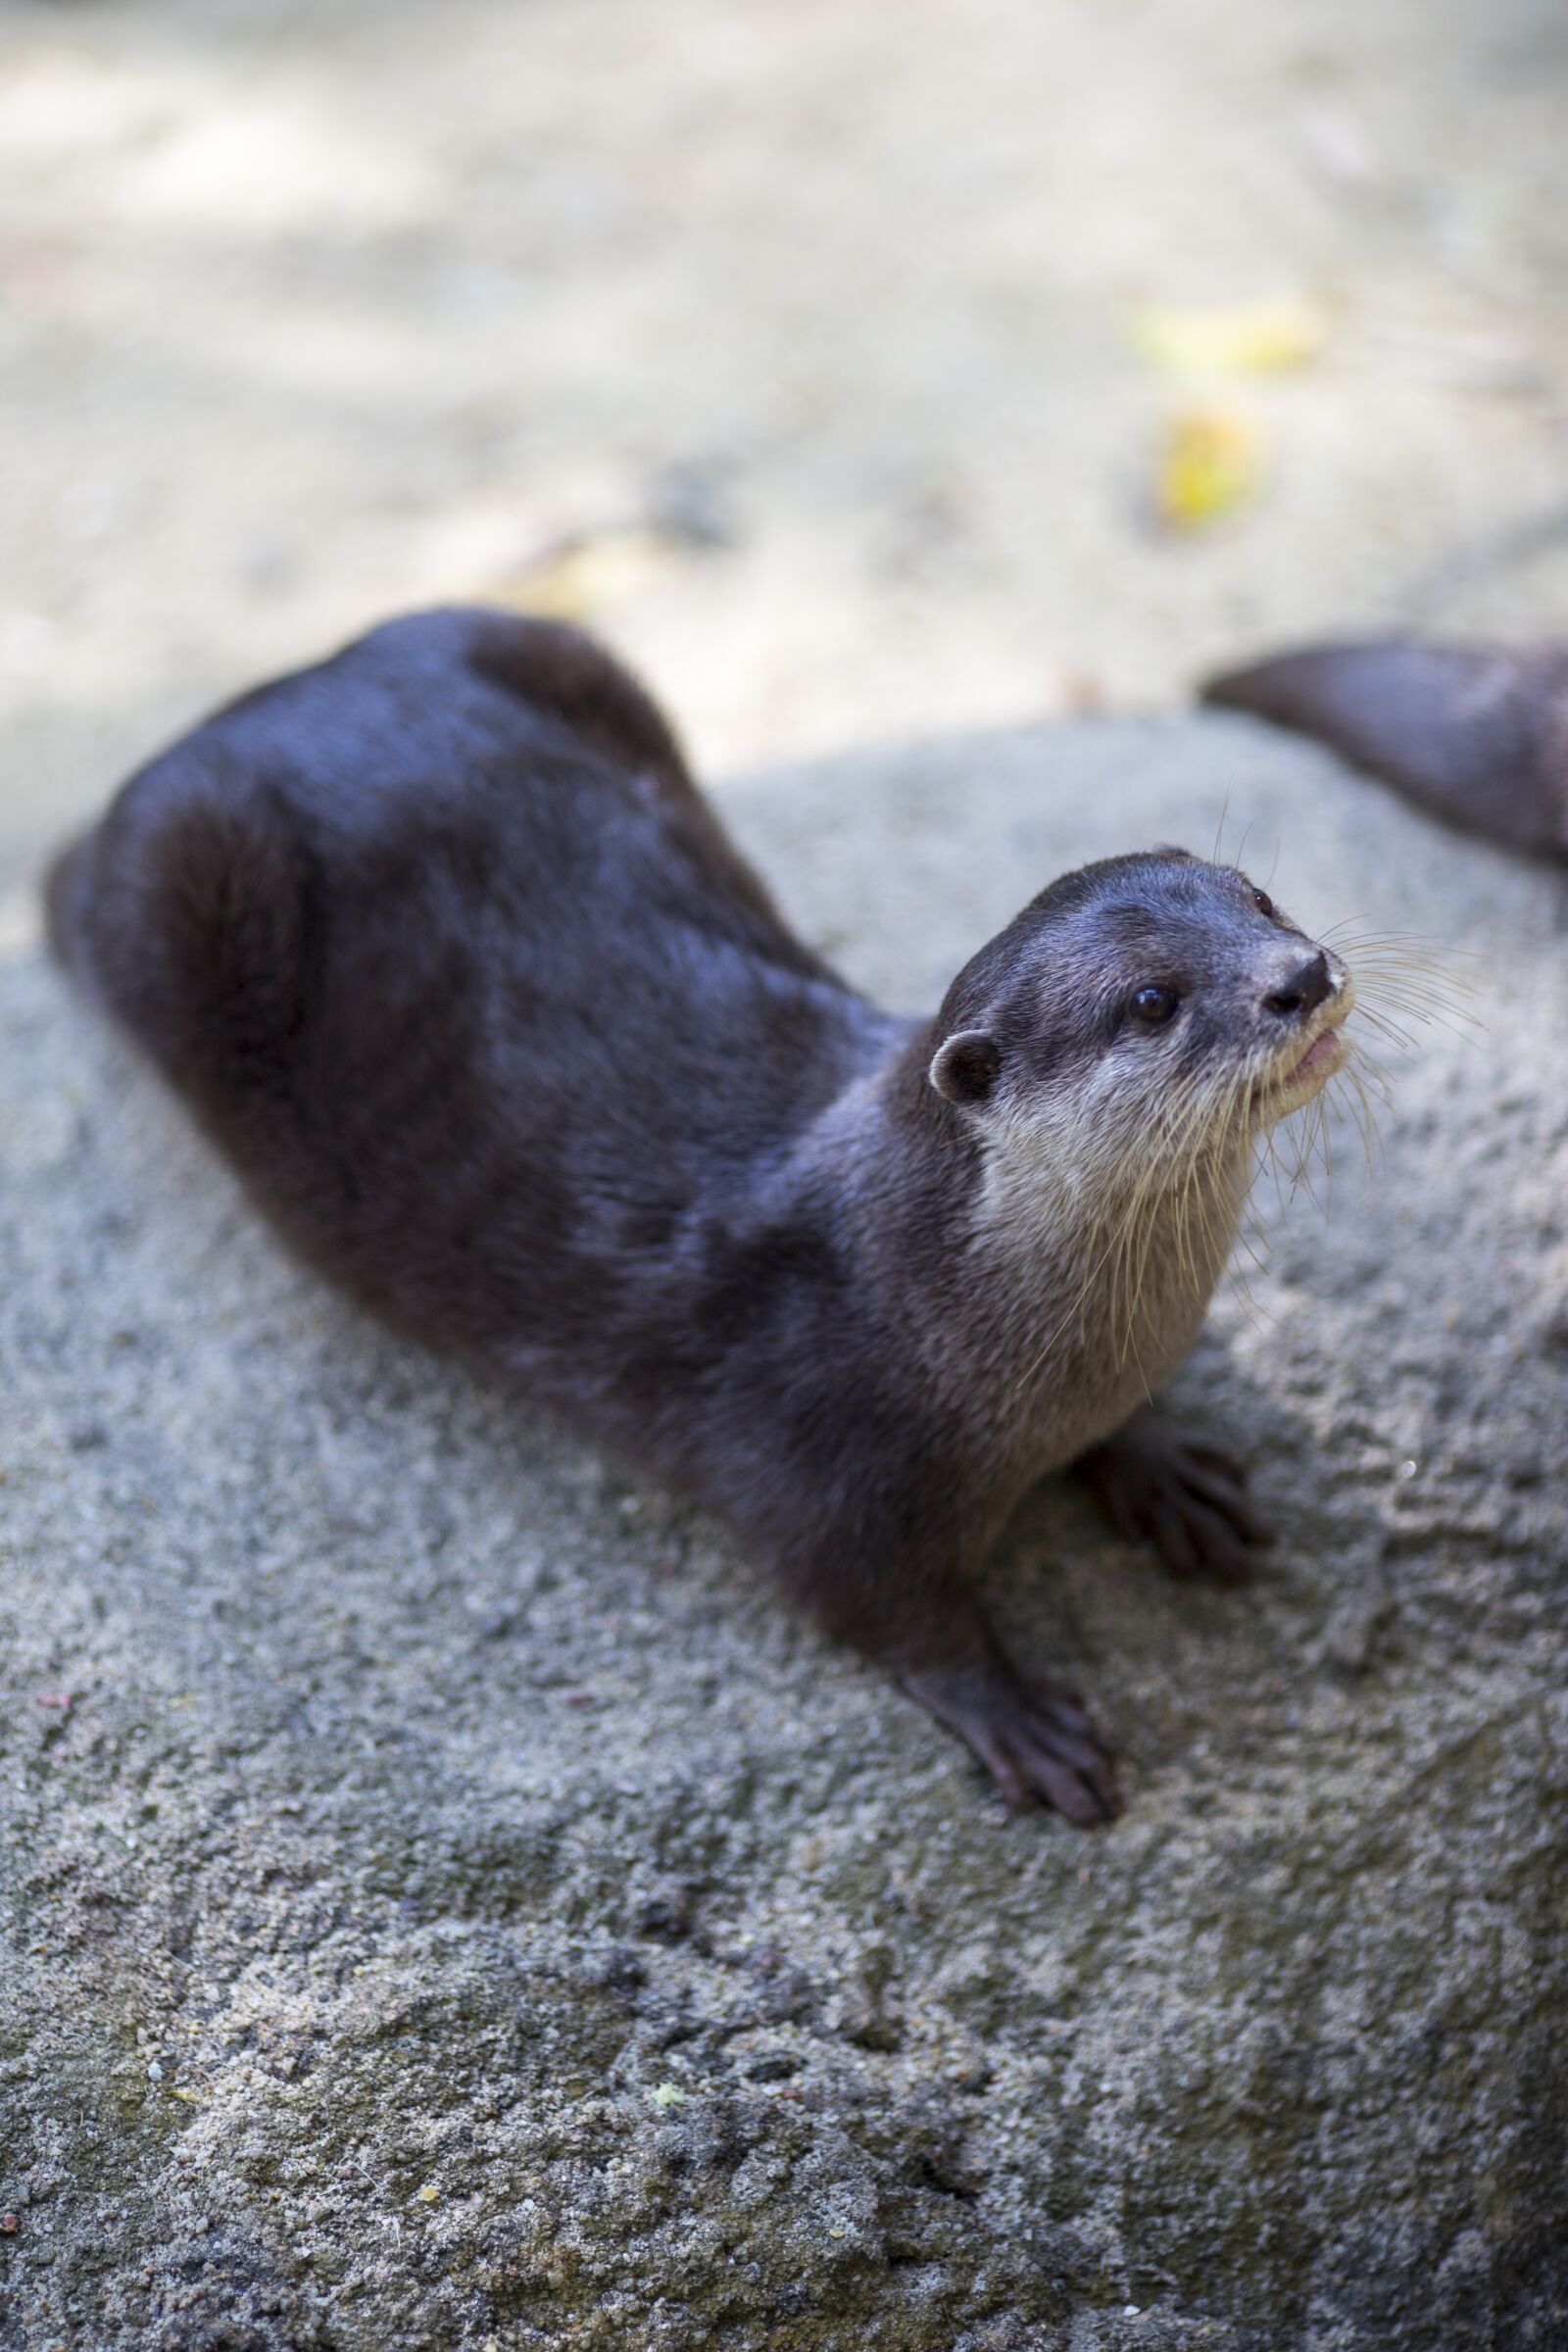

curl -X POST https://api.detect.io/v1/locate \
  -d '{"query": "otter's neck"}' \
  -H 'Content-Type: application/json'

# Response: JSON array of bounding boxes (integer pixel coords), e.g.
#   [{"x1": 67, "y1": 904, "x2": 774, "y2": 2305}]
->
[{"x1": 829, "y1": 1022, "x2": 1253, "y2": 1470}]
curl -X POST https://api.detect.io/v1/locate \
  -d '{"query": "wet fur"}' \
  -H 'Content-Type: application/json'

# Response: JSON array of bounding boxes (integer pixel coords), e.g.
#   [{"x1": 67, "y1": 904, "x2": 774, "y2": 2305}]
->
[{"x1": 49, "y1": 608, "x2": 1346, "y2": 1821}]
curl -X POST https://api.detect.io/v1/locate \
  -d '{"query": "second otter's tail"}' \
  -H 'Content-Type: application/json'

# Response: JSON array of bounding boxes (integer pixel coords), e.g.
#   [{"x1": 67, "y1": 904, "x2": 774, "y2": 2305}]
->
[{"x1": 1201, "y1": 636, "x2": 1568, "y2": 861}]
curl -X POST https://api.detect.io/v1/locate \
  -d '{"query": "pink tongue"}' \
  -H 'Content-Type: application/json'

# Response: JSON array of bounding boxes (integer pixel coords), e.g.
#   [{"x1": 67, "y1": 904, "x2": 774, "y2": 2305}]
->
[{"x1": 1293, "y1": 1032, "x2": 1336, "y2": 1083}]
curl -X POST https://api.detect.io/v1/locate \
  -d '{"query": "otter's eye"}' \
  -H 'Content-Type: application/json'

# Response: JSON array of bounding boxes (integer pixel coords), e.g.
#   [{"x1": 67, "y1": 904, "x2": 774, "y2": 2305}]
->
[
  {"x1": 1129, "y1": 983, "x2": 1179, "y2": 1028},
  {"x1": 1250, "y1": 887, "x2": 1275, "y2": 918}
]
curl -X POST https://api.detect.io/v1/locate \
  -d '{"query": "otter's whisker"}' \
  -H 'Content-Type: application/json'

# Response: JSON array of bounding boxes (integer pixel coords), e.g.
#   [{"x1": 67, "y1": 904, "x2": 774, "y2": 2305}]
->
[
  {"x1": 1340, "y1": 1060, "x2": 1388, "y2": 1174},
  {"x1": 1352, "y1": 1004, "x2": 1421, "y2": 1054},
  {"x1": 1109, "y1": 1070, "x2": 1221, "y2": 1373},
  {"x1": 1211, "y1": 790, "x2": 1234, "y2": 867},
  {"x1": 1320, "y1": 919, "x2": 1481, "y2": 964},
  {"x1": 1355, "y1": 992, "x2": 1483, "y2": 1043},
  {"x1": 1215, "y1": 1071, "x2": 1284, "y2": 1334},
  {"x1": 1328, "y1": 947, "x2": 1483, "y2": 982},
  {"x1": 1312, "y1": 1093, "x2": 1334, "y2": 1215},
  {"x1": 1161, "y1": 1074, "x2": 1233, "y2": 1313},
  {"x1": 1350, "y1": 957, "x2": 1481, "y2": 1004},
  {"x1": 1110, "y1": 1090, "x2": 1191, "y2": 1367}
]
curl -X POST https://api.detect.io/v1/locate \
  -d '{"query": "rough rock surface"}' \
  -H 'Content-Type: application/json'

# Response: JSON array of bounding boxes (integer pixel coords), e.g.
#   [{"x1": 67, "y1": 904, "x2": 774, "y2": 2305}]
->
[{"x1": 2, "y1": 713, "x2": 1565, "y2": 2352}]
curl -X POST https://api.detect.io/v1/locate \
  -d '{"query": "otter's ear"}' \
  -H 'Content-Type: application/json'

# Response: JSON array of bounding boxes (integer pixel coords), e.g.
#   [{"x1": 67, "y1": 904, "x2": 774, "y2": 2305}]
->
[{"x1": 929, "y1": 1029, "x2": 1003, "y2": 1107}]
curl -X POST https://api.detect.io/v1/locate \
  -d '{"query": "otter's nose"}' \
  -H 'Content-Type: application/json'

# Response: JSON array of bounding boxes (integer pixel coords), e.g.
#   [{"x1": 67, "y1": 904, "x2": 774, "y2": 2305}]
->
[{"x1": 1263, "y1": 950, "x2": 1333, "y2": 1021}]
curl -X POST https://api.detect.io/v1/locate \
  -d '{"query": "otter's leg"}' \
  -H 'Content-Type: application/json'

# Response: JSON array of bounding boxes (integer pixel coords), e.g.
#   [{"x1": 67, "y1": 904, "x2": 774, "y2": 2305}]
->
[
  {"x1": 791, "y1": 1544, "x2": 1120, "y2": 1824},
  {"x1": 1072, "y1": 1405, "x2": 1271, "y2": 1586},
  {"x1": 900, "y1": 1639, "x2": 1121, "y2": 1826}
]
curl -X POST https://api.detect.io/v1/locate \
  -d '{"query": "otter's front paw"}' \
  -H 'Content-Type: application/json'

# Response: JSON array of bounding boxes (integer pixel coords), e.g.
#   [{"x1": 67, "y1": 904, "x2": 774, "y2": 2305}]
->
[
  {"x1": 902, "y1": 1656, "x2": 1121, "y2": 1826},
  {"x1": 1074, "y1": 1409, "x2": 1272, "y2": 1585}
]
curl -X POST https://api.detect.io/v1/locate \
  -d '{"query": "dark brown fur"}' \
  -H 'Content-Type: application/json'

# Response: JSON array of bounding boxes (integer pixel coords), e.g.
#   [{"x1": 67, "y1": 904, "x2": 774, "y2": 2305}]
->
[
  {"x1": 50, "y1": 609, "x2": 1352, "y2": 1822},
  {"x1": 1202, "y1": 636, "x2": 1568, "y2": 859}
]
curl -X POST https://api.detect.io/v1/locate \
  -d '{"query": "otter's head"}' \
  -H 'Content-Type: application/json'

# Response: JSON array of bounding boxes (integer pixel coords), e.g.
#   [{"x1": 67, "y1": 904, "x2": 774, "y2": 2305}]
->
[{"x1": 927, "y1": 850, "x2": 1354, "y2": 1188}]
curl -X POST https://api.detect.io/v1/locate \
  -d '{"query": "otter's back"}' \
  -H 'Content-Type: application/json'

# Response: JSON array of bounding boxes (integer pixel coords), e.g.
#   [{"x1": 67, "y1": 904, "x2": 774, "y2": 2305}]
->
[{"x1": 48, "y1": 610, "x2": 887, "y2": 1363}]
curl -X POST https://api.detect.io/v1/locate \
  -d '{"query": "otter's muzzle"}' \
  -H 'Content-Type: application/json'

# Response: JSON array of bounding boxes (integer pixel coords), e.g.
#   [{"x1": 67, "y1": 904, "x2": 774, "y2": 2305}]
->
[
  {"x1": 1260, "y1": 945, "x2": 1352, "y2": 1099},
  {"x1": 1261, "y1": 949, "x2": 1334, "y2": 1022}
]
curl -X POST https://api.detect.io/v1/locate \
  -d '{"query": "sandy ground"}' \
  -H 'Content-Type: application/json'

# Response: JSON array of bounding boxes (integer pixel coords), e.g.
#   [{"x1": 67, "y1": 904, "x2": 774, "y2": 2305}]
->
[{"x1": 3, "y1": 0, "x2": 1568, "y2": 911}]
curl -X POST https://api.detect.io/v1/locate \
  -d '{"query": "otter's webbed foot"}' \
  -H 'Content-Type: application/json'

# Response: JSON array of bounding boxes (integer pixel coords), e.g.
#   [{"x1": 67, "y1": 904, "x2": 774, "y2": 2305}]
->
[
  {"x1": 901, "y1": 1651, "x2": 1121, "y2": 1825},
  {"x1": 1073, "y1": 1407, "x2": 1271, "y2": 1585}
]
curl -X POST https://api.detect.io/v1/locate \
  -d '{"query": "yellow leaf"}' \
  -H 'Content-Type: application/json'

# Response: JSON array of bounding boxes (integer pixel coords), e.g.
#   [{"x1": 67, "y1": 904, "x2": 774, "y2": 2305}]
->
[
  {"x1": 416, "y1": 2183, "x2": 439, "y2": 2204},
  {"x1": 1133, "y1": 295, "x2": 1330, "y2": 376},
  {"x1": 1155, "y1": 406, "x2": 1265, "y2": 531},
  {"x1": 494, "y1": 528, "x2": 671, "y2": 622}
]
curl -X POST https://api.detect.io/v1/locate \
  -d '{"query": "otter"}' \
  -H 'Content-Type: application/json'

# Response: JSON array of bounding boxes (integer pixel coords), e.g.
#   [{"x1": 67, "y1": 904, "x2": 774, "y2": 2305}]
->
[
  {"x1": 47, "y1": 608, "x2": 1355, "y2": 1824},
  {"x1": 1203, "y1": 636, "x2": 1568, "y2": 860}
]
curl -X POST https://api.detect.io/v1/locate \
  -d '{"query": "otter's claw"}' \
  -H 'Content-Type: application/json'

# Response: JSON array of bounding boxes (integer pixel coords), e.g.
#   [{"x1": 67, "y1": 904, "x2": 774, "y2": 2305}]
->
[
  {"x1": 1075, "y1": 1409, "x2": 1271, "y2": 1586},
  {"x1": 902, "y1": 1656, "x2": 1122, "y2": 1826}
]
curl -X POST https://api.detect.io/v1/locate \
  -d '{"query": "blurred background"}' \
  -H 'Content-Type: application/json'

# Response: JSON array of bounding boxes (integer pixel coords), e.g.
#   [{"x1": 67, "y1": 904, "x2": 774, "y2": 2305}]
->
[{"x1": 2, "y1": 0, "x2": 1566, "y2": 927}]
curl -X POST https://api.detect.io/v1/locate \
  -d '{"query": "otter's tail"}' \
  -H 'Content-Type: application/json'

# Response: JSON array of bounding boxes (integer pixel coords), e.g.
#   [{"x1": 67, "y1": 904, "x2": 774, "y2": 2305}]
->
[
  {"x1": 1201, "y1": 636, "x2": 1568, "y2": 860},
  {"x1": 41, "y1": 769, "x2": 314, "y2": 1115}
]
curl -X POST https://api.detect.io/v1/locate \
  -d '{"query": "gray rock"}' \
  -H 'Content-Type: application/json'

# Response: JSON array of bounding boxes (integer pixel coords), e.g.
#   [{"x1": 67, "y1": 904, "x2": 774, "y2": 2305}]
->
[{"x1": 1, "y1": 713, "x2": 1565, "y2": 2351}]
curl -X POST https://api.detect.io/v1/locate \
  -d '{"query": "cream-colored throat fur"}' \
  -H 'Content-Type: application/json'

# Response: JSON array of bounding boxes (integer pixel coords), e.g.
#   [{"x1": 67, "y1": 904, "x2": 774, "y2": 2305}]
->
[{"x1": 971, "y1": 1104, "x2": 1253, "y2": 1473}]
